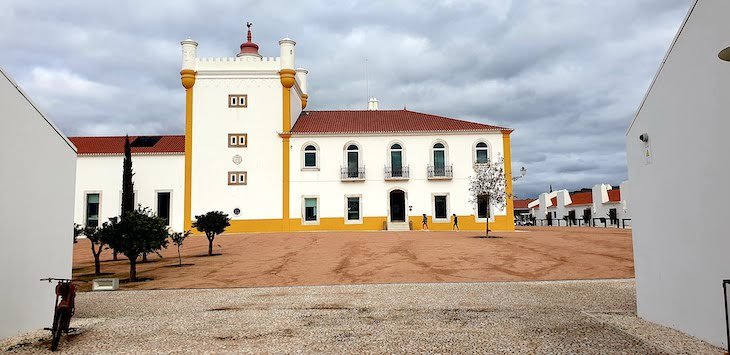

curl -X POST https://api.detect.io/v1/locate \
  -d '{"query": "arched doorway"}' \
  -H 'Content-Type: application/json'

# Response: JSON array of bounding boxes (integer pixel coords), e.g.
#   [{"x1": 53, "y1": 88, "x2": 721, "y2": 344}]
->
[{"x1": 389, "y1": 190, "x2": 406, "y2": 222}]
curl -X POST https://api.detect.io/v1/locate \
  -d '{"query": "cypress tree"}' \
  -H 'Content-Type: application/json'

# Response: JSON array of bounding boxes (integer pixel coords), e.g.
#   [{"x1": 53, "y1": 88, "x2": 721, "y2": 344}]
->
[{"x1": 121, "y1": 135, "x2": 135, "y2": 216}]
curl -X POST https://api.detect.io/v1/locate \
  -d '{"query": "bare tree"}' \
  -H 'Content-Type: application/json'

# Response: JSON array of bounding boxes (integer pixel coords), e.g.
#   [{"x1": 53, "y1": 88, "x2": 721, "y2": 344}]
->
[{"x1": 468, "y1": 155, "x2": 509, "y2": 238}]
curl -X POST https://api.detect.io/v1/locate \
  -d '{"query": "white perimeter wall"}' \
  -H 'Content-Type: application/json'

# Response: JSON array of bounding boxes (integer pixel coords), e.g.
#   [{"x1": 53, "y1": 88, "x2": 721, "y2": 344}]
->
[
  {"x1": 627, "y1": 0, "x2": 730, "y2": 348},
  {"x1": 289, "y1": 132, "x2": 506, "y2": 221},
  {"x1": 0, "y1": 69, "x2": 76, "y2": 339},
  {"x1": 74, "y1": 154, "x2": 184, "y2": 231}
]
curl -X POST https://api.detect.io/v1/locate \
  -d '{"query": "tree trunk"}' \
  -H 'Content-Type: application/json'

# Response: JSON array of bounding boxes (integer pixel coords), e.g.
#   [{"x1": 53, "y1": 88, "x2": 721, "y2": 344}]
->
[
  {"x1": 91, "y1": 241, "x2": 101, "y2": 275},
  {"x1": 113, "y1": 250, "x2": 118, "y2": 261},
  {"x1": 129, "y1": 257, "x2": 137, "y2": 281},
  {"x1": 94, "y1": 253, "x2": 101, "y2": 275},
  {"x1": 485, "y1": 194, "x2": 490, "y2": 238},
  {"x1": 208, "y1": 236, "x2": 214, "y2": 256},
  {"x1": 142, "y1": 253, "x2": 148, "y2": 262},
  {"x1": 178, "y1": 246, "x2": 182, "y2": 266}
]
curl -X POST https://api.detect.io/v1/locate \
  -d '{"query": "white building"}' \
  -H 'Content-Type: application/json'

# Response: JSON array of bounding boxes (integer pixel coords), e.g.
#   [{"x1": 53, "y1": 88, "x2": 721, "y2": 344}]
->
[
  {"x1": 627, "y1": 0, "x2": 729, "y2": 348},
  {"x1": 0, "y1": 67, "x2": 76, "y2": 339},
  {"x1": 69, "y1": 25, "x2": 516, "y2": 233},
  {"x1": 527, "y1": 183, "x2": 630, "y2": 226}
]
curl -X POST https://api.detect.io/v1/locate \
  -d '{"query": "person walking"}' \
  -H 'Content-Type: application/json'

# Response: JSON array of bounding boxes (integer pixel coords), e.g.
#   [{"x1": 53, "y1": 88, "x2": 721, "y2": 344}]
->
[
  {"x1": 422, "y1": 214, "x2": 429, "y2": 230},
  {"x1": 452, "y1": 214, "x2": 459, "y2": 231}
]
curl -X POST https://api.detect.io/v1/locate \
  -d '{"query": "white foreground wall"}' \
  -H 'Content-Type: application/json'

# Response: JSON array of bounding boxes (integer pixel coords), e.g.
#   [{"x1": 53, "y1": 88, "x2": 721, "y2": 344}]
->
[
  {"x1": 0, "y1": 68, "x2": 76, "y2": 339},
  {"x1": 627, "y1": 0, "x2": 730, "y2": 348},
  {"x1": 74, "y1": 154, "x2": 185, "y2": 231}
]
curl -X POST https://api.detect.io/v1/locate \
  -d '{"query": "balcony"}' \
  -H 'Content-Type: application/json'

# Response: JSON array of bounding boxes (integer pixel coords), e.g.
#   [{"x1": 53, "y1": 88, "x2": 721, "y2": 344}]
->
[
  {"x1": 341, "y1": 166, "x2": 366, "y2": 181},
  {"x1": 427, "y1": 164, "x2": 453, "y2": 180},
  {"x1": 384, "y1": 166, "x2": 410, "y2": 180}
]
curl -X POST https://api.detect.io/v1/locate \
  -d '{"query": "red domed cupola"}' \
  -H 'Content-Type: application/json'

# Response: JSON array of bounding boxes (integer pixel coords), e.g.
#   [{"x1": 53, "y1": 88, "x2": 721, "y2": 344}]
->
[{"x1": 237, "y1": 22, "x2": 262, "y2": 58}]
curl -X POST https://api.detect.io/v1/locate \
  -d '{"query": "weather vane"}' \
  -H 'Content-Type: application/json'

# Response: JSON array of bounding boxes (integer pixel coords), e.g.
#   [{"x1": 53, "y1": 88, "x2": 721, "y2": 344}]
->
[{"x1": 247, "y1": 22, "x2": 252, "y2": 29}]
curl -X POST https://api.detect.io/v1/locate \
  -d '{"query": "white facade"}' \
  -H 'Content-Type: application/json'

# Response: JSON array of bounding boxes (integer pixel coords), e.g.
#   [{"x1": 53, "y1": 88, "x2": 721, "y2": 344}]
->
[
  {"x1": 188, "y1": 40, "x2": 305, "y2": 223},
  {"x1": 528, "y1": 183, "x2": 630, "y2": 225},
  {"x1": 627, "y1": 0, "x2": 730, "y2": 348},
  {"x1": 73, "y1": 153, "x2": 184, "y2": 231},
  {"x1": 0, "y1": 68, "x2": 76, "y2": 339},
  {"x1": 289, "y1": 132, "x2": 507, "y2": 224}
]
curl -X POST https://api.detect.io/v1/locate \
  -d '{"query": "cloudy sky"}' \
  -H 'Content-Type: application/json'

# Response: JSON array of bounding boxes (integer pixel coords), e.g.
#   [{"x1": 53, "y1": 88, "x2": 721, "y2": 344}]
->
[{"x1": 1, "y1": 0, "x2": 691, "y2": 198}]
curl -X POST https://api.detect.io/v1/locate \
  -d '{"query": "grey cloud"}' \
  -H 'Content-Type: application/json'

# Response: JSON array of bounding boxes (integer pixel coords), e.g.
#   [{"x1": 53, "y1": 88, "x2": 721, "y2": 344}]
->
[{"x1": 0, "y1": 0, "x2": 691, "y2": 197}]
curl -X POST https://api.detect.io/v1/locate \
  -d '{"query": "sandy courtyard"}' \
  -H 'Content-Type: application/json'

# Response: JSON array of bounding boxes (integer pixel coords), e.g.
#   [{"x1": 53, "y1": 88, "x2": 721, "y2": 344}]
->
[{"x1": 72, "y1": 227, "x2": 634, "y2": 290}]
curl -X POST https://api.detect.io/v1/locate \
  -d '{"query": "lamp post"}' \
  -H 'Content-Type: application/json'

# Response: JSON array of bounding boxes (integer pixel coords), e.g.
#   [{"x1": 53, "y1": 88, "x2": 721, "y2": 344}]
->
[
  {"x1": 724, "y1": 279, "x2": 729, "y2": 352},
  {"x1": 513, "y1": 166, "x2": 527, "y2": 181}
]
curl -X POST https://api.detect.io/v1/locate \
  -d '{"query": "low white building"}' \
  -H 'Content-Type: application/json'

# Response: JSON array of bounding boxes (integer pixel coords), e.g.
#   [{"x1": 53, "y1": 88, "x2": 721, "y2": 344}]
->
[
  {"x1": 0, "y1": 67, "x2": 77, "y2": 339},
  {"x1": 627, "y1": 0, "x2": 729, "y2": 348},
  {"x1": 69, "y1": 136, "x2": 185, "y2": 232},
  {"x1": 527, "y1": 183, "x2": 630, "y2": 226},
  {"x1": 69, "y1": 25, "x2": 517, "y2": 233}
]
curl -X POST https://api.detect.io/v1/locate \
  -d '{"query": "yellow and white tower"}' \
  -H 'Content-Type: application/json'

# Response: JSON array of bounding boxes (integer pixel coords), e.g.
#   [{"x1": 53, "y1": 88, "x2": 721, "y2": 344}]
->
[{"x1": 180, "y1": 24, "x2": 308, "y2": 232}]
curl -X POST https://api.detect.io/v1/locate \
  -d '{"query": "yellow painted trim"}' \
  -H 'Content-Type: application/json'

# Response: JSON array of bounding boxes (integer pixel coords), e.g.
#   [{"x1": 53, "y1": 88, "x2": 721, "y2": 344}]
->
[
  {"x1": 217, "y1": 215, "x2": 515, "y2": 233},
  {"x1": 501, "y1": 131, "x2": 515, "y2": 231},
  {"x1": 301, "y1": 93, "x2": 308, "y2": 109},
  {"x1": 181, "y1": 69, "x2": 196, "y2": 232},
  {"x1": 279, "y1": 69, "x2": 296, "y2": 232}
]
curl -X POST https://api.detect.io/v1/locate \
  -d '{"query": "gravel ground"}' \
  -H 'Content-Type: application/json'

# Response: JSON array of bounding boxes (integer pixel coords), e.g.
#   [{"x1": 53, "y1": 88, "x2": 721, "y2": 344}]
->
[{"x1": 2, "y1": 279, "x2": 723, "y2": 354}]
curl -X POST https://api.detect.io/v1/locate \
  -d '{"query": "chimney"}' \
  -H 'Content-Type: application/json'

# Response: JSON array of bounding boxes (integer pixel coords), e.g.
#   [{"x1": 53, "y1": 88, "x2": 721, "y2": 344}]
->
[{"x1": 368, "y1": 98, "x2": 379, "y2": 111}]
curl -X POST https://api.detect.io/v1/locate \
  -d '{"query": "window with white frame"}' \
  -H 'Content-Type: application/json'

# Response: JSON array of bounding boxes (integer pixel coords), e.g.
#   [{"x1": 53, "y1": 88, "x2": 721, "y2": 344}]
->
[
  {"x1": 303, "y1": 197, "x2": 319, "y2": 223},
  {"x1": 85, "y1": 193, "x2": 100, "y2": 227},
  {"x1": 475, "y1": 141, "x2": 489, "y2": 164},
  {"x1": 345, "y1": 143, "x2": 360, "y2": 178},
  {"x1": 228, "y1": 171, "x2": 247, "y2": 185},
  {"x1": 389, "y1": 143, "x2": 404, "y2": 177},
  {"x1": 228, "y1": 133, "x2": 248, "y2": 147},
  {"x1": 228, "y1": 94, "x2": 248, "y2": 108},
  {"x1": 477, "y1": 195, "x2": 490, "y2": 219},
  {"x1": 433, "y1": 194, "x2": 449, "y2": 221},
  {"x1": 303, "y1": 144, "x2": 318, "y2": 169},
  {"x1": 156, "y1": 191, "x2": 171, "y2": 226},
  {"x1": 345, "y1": 195, "x2": 362, "y2": 223}
]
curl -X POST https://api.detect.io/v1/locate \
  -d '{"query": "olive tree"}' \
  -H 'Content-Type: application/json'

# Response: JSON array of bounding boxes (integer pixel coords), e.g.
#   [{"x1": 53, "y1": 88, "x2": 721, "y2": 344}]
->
[
  {"x1": 170, "y1": 230, "x2": 191, "y2": 266},
  {"x1": 84, "y1": 225, "x2": 108, "y2": 276},
  {"x1": 193, "y1": 211, "x2": 230, "y2": 256},
  {"x1": 468, "y1": 155, "x2": 509, "y2": 238},
  {"x1": 106, "y1": 207, "x2": 169, "y2": 281}
]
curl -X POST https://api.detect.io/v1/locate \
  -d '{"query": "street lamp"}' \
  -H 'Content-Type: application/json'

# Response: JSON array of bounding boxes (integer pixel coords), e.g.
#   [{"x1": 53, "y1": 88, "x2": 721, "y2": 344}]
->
[
  {"x1": 513, "y1": 166, "x2": 527, "y2": 181},
  {"x1": 718, "y1": 46, "x2": 730, "y2": 61}
]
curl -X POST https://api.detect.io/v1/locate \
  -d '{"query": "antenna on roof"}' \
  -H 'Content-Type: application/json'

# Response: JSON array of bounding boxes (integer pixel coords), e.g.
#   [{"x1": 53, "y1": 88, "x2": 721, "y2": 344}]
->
[{"x1": 364, "y1": 58, "x2": 369, "y2": 109}]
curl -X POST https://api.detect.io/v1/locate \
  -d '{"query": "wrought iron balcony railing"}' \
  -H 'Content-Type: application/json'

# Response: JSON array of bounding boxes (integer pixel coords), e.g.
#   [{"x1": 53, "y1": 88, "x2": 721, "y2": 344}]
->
[
  {"x1": 341, "y1": 166, "x2": 366, "y2": 181},
  {"x1": 384, "y1": 166, "x2": 409, "y2": 180},
  {"x1": 427, "y1": 164, "x2": 453, "y2": 179}
]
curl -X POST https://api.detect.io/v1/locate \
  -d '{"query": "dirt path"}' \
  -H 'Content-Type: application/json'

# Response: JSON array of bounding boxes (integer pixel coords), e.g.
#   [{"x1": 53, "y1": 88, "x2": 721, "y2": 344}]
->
[{"x1": 72, "y1": 227, "x2": 635, "y2": 291}]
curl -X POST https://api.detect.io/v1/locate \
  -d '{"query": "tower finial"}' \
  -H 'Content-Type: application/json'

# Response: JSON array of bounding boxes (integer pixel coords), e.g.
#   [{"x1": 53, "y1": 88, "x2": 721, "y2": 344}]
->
[{"x1": 238, "y1": 21, "x2": 261, "y2": 58}]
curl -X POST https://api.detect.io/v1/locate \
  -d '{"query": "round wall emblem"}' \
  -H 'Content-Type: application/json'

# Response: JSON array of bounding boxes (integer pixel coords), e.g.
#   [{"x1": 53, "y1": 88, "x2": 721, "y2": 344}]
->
[
  {"x1": 232, "y1": 154, "x2": 242, "y2": 165},
  {"x1": 233, "y1": 208, "x2": 241, "y2": 216}
]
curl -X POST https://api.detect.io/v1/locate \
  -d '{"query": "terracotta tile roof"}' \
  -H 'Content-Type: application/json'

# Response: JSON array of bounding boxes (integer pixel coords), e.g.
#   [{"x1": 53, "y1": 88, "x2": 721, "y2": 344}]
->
[
  {"x1": 513, "y1": 199, "x2": 532, "y2": 209},
  {"x1": 567, "y1": 191, "x2": 593, "y2": 206},
  {"x1": 607, "y1": 189, "x2": 621, "y2": 202},
  {"x1": 291, "y1": 109, "x2": 510, "y2": 134},
  {"x1": 68, "y1": 135, "x2": 185, "y2": 155},
  {"x1": 550, "y1": 197, "x2": 557, "y2": 206}
]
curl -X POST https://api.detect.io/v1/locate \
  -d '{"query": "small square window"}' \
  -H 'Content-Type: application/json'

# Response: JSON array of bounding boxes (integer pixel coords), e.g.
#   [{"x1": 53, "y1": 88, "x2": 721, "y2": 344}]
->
[
  {"x1": 228, "y1": 94, "x2": 248, "y2": 108},
  {"x1": 228, "y1": 133, "x2": 248, "y2": 147},
  {"x1": 228, "y1": 171, "x2": 247, "y2": 185}
]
